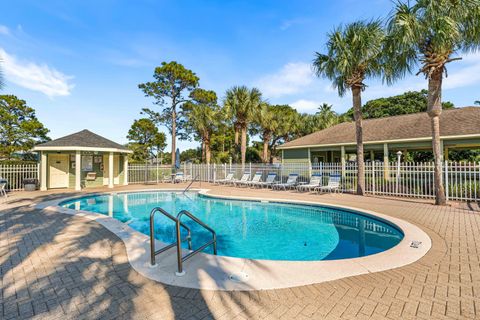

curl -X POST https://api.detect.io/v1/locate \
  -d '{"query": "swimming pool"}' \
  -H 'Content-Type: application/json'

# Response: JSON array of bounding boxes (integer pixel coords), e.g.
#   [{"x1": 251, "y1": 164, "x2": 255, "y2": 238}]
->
[{"x1": 61, "y1": 191, "x2": 403, "y2": 261}]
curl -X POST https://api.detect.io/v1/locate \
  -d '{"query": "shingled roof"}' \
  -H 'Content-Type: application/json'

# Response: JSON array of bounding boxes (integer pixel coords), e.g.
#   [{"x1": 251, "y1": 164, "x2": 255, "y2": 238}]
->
[
  {"x1": 279, "y1": 107, "x2": 480, "y2": 149},
  {"x1": 34, "y1": 129, "x2": 131, "y2": 153}
]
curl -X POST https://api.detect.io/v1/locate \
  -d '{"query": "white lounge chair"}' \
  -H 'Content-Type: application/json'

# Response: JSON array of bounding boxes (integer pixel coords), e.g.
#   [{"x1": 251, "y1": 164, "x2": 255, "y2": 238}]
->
[
  {"x1": 0, "y1": 178, "x2": 7, "y2": 198},
  {"x1": 296, "y1": 174, "x2": 322, "y2": 192},
  {"x1": 232, "y1": 172, "x2": 251, "y2": 186},
  {"x1": 272, "y1": 173, "x2": 299, "y2": 190},
  {"x1": 315, "y1": 174, "x2": 341, "y2": 193},
  {"x1": 251, "y1": 172, "x2": 277, "y2": 188},
  {"x1": 215, "y1": 172, "x2": 235, "y2": 185},
  {"x1": 239, "y1": 172, "x2": 262, "y2": 187},
  {"x1": 173, "y1": 172, "x2": 185, "y2": 183}
]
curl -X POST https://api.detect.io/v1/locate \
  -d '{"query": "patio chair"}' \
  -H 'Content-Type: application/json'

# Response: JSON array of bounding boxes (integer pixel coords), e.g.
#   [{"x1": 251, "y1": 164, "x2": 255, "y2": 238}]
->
[
  {"x1": 172, "y1": 172, "x2": 185, "y2": 183},
  {"x1": 251, "y1": 172, "x2": 277, "y2": 188},
  {"x1": 215, "y1": 172, "x2": 235, "y2": 185},
  {"x1": 232, "y1": 172, "x2": 251, "y2": 186},
  {"x1": 239, "y1": 171, "x2": 262, "y2": 187},
  {"x1": 315, "y1": 174, "x2": 341, "y2": 193},
  {"x1": 296, "y1": 173, "x2": 322, "y2": 192},
  {"x1": 272, "y1": 173, "x2": 299, "y2": 190},
  {"x1": 0, "y1": 178, "x2": 7, "y2": 198}
]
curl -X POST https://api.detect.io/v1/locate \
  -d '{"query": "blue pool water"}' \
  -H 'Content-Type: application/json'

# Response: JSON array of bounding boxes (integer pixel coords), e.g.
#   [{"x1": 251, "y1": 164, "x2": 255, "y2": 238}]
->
[{"x1": 61, "y1": 191, "x2": 403, "y2": 261}]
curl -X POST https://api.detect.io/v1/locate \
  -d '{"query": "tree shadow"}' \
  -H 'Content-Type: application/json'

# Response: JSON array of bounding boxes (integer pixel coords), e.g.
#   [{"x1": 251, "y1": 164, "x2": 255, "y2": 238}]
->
[{"x1": 0, "y1": 201, "x2": 268, "y2": 319}]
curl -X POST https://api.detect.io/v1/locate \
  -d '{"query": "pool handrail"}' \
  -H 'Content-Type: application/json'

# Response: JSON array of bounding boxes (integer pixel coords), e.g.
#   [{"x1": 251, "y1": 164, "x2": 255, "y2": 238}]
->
[
  {"x1": 183, "y1": 174, "x2": 200, "y2": 194},
  {"x1": 149, "y1": 207, "x2": 192, "y2": 266},
  {"x1": 175, "y1": 209, "x2": 217, "y2": 275}
]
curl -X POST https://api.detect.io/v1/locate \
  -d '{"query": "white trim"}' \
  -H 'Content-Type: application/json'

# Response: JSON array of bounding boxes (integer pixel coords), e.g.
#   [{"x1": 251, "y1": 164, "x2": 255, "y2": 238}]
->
[
  {"x1": 33, "y1": 146, "x2": 132, "y2": 154},
  {"x1": 277, "y1": 133, "x2": 480, "y2": 150}
]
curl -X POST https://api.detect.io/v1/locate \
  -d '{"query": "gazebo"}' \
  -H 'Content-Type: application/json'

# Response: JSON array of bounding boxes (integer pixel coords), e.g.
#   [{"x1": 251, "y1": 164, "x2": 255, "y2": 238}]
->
[{"x1": 33, "y1": 130, "x2": 132, "y2": 191}]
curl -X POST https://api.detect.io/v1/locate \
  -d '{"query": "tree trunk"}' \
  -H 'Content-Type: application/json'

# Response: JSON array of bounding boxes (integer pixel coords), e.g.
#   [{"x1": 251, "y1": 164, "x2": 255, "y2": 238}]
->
[
  {"x1": 262, "y1": 138, "x2": 269, "y2": 164},
  {"x1": 352, "y1": 87, "x2": 365, "y2": 196},
  {"x1": 240, "y1": 126, "x2": 247, "y2": 166},
  {"x1": 201, "y1": 141, "x2": 205, "y2": 163},
  {"x1": 205, "y1": 139, "x2": 211, "y2": 165},
  {"x1": 428, "y1": 69, "x2": 446, "y2": 205},
  {"x1": 171, "y1": 108, "x2": 176, "y2": 168},
  {"x1": 234, "y1": 126, "x2": 239, "y2": 145}
]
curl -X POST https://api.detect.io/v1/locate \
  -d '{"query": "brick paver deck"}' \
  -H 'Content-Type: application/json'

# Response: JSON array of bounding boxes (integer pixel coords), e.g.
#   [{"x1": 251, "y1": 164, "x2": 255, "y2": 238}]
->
[{"x1": 0, "y1": 184, "x2": 479, "y2": 319}]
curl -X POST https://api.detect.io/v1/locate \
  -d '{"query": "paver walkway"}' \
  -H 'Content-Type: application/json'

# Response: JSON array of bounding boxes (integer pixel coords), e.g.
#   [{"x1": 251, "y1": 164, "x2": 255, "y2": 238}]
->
[{"x1": 0, "y1": 184, "x2": 479, "y2": 319}]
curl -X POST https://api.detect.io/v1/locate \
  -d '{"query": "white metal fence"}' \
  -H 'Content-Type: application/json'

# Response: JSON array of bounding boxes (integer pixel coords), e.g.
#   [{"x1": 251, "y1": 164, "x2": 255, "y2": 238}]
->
[
  {"x1": 0, "y1": 164, "x2": 39, "y2": 191},
  {"x1": 1, "y1": 161, "x2": 478, "y2": 202},
  {"x1": 128, "y1": 161, "x2": 480, "y2": 202}
]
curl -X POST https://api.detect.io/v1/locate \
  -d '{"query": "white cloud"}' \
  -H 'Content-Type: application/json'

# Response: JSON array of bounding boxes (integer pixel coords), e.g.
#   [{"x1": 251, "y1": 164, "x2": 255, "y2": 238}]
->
[
  {"x1": 0, "y1": 25, "x2": 10, "y2": 35},
  {"x1": 443, "y1": 52, "x2": 480, "y2": 90},
  {"x1": 290, "y1": 99, "x2": 321, "y2": 113},
  {"x1": 255, "y1": 62, "x2": 315, "y2": 98},
  {"x1": 0, "y1": 48, "x2": 74, "y2": 97},
  {"x1": 280, "y1": 18, "x2": 310, "y2": 31}
]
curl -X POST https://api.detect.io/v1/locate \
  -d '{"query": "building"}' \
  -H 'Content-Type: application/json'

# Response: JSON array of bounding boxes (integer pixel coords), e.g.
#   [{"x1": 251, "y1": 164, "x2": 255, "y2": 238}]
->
[
  {"x1": 33, "y1": 130, "x2": 132, "y2": 191},
  {"x1": 278, "y1": 107, "x2": 480, "y2": 164}
]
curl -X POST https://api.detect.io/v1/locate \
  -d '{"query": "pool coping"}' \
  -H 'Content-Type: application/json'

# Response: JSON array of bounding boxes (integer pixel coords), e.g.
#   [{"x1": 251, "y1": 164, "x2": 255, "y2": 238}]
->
[{"x1": 34, "y1": 188, "x2": 431, "y2": 291}]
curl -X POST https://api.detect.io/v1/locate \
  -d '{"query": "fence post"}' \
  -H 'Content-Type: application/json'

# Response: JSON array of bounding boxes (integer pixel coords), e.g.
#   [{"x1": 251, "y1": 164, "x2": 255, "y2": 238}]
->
[
  {"x1": 213, "y1": 163, "x2": 216, "y2": 182},
  {"x1": 444, "y1": 160, "x2": 449, "y2": 201},
  {"x1": 372, "y1": 161, "x2": 376, "y2": 195}
]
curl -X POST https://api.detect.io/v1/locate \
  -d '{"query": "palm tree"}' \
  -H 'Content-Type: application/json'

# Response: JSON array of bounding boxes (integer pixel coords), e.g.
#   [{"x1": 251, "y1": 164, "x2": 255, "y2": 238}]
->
[
  {"x1": 316, "y1": 103, "x2": 340, "y2": 130},
  {"x1": 252, "y1": 104, "x2": 279, "y2": 163},
  {"x1": 224, "y1": 86, "x2": 263, "y2": 166},
  {"x1": 387, "y1": 0, "x2": 480, "y2": 205},
  {"x1": 475, "y1": 101, "x2": 480, "y2": 106},
  {"x1": 313, "y1": 20, "x2": 386, "y2": 196},
  {"x1": 183, "y1": 89, "x2": 220, "y2": 164}
]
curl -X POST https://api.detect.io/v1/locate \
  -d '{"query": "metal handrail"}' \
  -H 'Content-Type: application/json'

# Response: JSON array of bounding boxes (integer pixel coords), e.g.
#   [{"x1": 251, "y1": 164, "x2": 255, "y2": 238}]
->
[
  {"x1": 150, "y1": 207, "x2": 192, "y2": 266},
  {"x1": 182, "y1": 174, "x2": 199, "y2": 194},
  {"x1": 175, "y1": 209, "x2": 217, "y2": 275}
]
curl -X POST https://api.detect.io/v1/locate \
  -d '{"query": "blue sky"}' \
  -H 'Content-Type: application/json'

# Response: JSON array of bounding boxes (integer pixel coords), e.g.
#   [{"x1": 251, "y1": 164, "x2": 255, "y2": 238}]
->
[{"x1": 1, "y1": 0, "x2": 480, "y2": 151}]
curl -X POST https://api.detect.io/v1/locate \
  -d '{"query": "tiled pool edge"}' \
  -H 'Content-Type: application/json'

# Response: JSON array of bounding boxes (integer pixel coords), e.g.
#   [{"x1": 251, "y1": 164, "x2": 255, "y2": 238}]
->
[{"x1": 34, "y1": 188, "x2": 431, "y2": 291}]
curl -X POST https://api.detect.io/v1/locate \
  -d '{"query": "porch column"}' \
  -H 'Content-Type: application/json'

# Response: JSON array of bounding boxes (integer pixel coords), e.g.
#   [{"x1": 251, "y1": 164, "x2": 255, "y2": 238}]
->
[
  {"x1": 123, "y1": 155, "x2": 129, "y2": 185},
  {"x1": 341, "y1": 146, "x2": 346, "y2": 178},
  {"x1": 108, "y1": 152, "x2": 114, "y2": 188},
  {"x1": 40, "y1": 152, "x2": 47, "y2": 191},
  {"x1": 75, "y1": 151, "x2": 81, "y2": 191},
  {"x1": 383, "y1": 143, "x2": 390, "y2": 180},
  {"x1": 444, "y1": 147, "x2": 449, "y2": 161},
  {"x1": 370, "y1": 150, "x2": 375, "y2": 161},
  {"x1": 440, "y1": 140, "x2": 445, "y2": 161},
  {"x1": 307, "y1": 148, "x2": 312, "y2": 177}
]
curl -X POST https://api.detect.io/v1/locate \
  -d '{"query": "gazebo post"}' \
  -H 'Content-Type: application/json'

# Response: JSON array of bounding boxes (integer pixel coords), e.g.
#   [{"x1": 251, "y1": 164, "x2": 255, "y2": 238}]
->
[
  {"x1": 124, "y1": 156, "x2": 129, "y2": 185},
  {"x1": 75, "y1": 151, "x2": 81, "y2": 191},
  {"x1": 40, "y1": 152, "x2": 47, "y2": 191},
  {"x1": 108, "y1": 152, "x2": 114, "y2": 188}
]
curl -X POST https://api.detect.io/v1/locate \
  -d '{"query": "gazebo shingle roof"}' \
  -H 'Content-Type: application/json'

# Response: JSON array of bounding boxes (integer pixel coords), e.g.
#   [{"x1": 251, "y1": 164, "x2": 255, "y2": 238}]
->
[
  {"x1": 279, "y1": 107, "x2": 480, "y2": 149},
  {"x1": 35, "y1": 129, "x2": 129, "y2": 151}
]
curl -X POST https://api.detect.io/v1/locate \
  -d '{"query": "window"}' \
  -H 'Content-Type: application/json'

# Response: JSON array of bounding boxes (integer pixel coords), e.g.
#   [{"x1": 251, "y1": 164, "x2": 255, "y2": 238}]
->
[{"x1": 81, "y1": 155, "x2": 93, "y2": 171}]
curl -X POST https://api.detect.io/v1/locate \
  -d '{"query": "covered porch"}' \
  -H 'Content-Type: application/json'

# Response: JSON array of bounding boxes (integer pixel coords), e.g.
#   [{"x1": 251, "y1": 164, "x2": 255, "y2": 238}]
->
[{"x1": 33, "y1": 130, "x2": 132, "y2": 191}]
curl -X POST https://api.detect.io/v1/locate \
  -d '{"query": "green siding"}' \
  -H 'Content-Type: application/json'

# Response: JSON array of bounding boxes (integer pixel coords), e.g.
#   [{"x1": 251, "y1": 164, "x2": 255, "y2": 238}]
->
[{"x1": 283, "y1": 148, "x2": 309, "y2": 163}]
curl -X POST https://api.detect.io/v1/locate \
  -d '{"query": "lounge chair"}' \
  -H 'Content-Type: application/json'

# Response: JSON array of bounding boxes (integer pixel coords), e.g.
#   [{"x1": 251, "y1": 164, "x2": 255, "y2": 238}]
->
[
  {"x1": 296, "y1": 173, "x2": 322, "y2": 192},
  {"x1": 272, "y1": 173, "x2": 299, "y2": 190},
  {"x1": 239, "y1": 171, "x2": 262, "y2": 187},
  {"x1": 315, "y1": 174, "x2": 341, "y2": 193},
  {"x1": 171, "y1": 172, "x2": 185, "y2": 183},
  {"x1": 251, "y1": 172, "x2": 277, "y2": 188},
  {"x1": 231, "y1": 172, "x2": 251, "y2": 186},
  {"x1": 0, "y1": 178, "x2": 7, "y2": 198},
  {"x1": 215, "y1": 172, "x2": 235, "y2": 185}
]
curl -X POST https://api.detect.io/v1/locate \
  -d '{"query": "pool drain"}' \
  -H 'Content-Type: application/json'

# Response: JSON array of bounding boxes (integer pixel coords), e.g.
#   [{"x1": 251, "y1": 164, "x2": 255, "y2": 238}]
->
[{"x1": 229, "y1": 272, "x2": 249, "y2": 283}]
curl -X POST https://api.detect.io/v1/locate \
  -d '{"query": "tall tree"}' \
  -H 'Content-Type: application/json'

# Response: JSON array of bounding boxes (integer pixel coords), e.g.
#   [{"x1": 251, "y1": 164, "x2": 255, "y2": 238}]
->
[
  {"x1": 127, "y1": 118, "x2": 166, "y2": 162},
  {"x1": 387, "y1": 0, "x2": 480, "y2": 205},
  {"x1": 0, "y1": 95, "x2": 49, "y2": 159},
  {"x1": 251, "y1": 103, "x2": 279, "y2": 163},
  {"x1": 138, "y1": 61, "x2": 199, "y2": 167},
  {"x1": 475, "y1": 100, "x2": 480, "y2": 106},
  {"x1": 344, "y1": 90, "x2": 454, "y2": 120},
  {"x1": 313, "y1": 20, "x2": 386, "y2": 196},
  {"x1": 224, "y1": 86, "x2": 263, "y2": 165},
  {"x1": 315, "y1": 103, "x2": 340, "y2": 130},
  {"x1": 182, "y1": 88, "x2": 220, "y2": 164}
]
